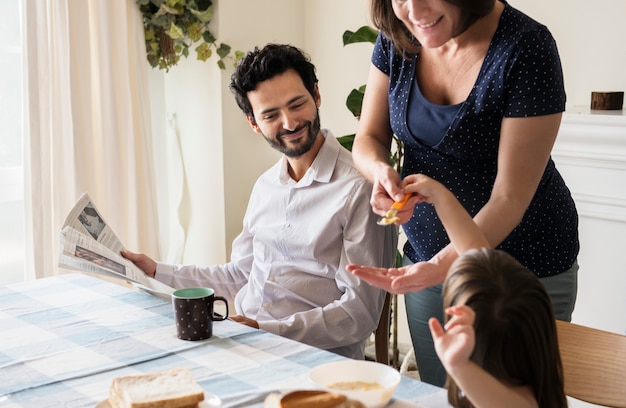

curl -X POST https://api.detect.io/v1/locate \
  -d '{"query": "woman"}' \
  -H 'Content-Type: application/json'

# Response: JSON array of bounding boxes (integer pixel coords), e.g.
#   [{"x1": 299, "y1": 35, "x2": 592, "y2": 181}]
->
[{"x1": 349, "y1": 0, "x2": 579, "y2": 386}]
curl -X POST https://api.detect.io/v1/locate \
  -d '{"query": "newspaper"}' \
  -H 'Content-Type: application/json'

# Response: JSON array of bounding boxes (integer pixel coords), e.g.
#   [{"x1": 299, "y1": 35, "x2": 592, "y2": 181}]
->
[{"x1": 58, "y1": 192, "x2": 174, "y2": 300}]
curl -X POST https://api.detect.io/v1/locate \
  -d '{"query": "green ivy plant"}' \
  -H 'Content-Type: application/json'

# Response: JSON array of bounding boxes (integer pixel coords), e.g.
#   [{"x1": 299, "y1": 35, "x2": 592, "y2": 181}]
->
[
  {"x1": 136, "y1": 0, "x2": 243, "y2": 71},
  {"x1": 337, "y1": 25, "x2": 404, "y2": 172}
]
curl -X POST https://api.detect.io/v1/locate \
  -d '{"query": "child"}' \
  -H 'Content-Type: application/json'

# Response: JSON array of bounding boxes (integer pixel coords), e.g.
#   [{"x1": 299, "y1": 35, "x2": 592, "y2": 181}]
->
[
  {"x1": 349, "y1": 173, "x2": 567, "y2": 407},
  {"x1": 410, "y1": 173, "x2": 567, "y2": 408}
]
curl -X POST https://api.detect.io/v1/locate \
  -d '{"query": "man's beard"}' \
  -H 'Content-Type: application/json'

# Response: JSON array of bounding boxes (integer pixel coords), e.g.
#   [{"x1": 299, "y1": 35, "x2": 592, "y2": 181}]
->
[{"x1": 263, "y1": 111, "x2": 321, "y2": 158}]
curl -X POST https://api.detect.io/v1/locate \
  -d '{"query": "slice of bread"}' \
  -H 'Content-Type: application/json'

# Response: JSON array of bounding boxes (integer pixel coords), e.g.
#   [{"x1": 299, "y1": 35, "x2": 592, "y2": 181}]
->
[{"x1": 109, "y1": 368, "x2": 205, "y2": 408}]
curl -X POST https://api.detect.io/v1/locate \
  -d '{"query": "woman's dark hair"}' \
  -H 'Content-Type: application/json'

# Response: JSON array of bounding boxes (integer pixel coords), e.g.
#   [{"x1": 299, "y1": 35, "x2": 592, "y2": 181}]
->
[
  {"x1": 370, "y1": 0, "x2": 495, "y2": 55},
  {"x1": 442, "y1": 248, "x2": 567, "y2": 408},
  {"x1": 229, "y1": 43, "x2": 318, "y2": 121}
]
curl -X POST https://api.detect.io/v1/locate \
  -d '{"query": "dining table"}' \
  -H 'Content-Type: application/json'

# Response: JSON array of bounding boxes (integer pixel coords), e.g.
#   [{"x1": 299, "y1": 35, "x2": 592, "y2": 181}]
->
[{"x1": 0, "y1": 273, "x2": 451, "y2": 408}]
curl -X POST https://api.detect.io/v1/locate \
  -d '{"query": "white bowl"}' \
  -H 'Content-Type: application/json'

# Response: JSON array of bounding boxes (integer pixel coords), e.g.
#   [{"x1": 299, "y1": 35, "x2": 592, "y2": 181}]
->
[{"x1": 309, "y1": 360, "x2": 401, "y2": 408}]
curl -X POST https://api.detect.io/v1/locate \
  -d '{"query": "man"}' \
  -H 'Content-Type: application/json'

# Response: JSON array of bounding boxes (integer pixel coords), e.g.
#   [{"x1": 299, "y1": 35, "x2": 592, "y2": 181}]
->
[{"x1": 123, "y1": 44, "x2": 397, "y2": 359}]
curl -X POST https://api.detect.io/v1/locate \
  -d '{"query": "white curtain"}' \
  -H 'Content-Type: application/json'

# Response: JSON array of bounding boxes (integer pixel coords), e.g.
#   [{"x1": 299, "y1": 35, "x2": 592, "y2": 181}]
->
[{"x1": 23, "y1": 0, "x2": 161, "y2": 279}]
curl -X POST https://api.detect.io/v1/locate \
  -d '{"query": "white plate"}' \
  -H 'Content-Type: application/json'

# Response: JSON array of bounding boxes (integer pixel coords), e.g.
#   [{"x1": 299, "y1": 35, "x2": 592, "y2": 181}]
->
[
  {"x1": 387, "y1": 399, "x2": 428, "y2": 407},
  {"x1": 96, "y1": 392, "x2": 221, "y2": 407},
  {"x1": 309, "y1": 360, "x2": 401, "y2": 408}
]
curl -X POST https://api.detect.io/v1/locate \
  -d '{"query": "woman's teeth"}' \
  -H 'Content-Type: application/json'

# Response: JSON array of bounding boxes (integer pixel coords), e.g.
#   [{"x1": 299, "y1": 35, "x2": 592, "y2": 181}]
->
[{"x1": 419, "y1": 16, "x2": 442, "y2": 28}]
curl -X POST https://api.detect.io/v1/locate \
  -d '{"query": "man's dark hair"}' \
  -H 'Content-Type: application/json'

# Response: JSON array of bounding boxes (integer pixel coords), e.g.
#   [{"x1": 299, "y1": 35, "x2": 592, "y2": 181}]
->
[{"x1": 229, "y1": 44, "x2": 318, "y2": 122}]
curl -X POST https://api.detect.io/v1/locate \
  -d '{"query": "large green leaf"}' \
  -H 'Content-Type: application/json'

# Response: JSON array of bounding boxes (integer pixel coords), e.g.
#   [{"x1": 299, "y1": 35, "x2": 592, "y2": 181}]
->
[
  {"x1": 196, "y1": 42, "x2": 211, "y2": 61},
  {"x1": 216, "y1": 43, "x2": 231, "y2": 59},
  {"x1": 345, "y1": 86, "x2": 366, "y2": 118},
  {"x1": 342, "y1": 26, "x2": 378, "y2": 46},
  {"x1": 166, "y1": 22, "x2": 184, "y2": 40},
  {"x1": 187, "y1": 22, "x2": 202, "y2": 42},
  {"x1": 202, "y1": 30, "x2": 216, "y2": 44},
  {"x1": 189, "y1": 5, "x2": 213, "y2": 23},
  {"x1": 337, "y1": 134, "x2": 355, "y2": 152}
]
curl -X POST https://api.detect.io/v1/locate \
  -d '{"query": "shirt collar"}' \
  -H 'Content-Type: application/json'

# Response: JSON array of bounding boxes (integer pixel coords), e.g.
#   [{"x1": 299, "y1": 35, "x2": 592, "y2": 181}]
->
[{"x1": 278, "y1": 129, "x2": 340, "y2": 186}]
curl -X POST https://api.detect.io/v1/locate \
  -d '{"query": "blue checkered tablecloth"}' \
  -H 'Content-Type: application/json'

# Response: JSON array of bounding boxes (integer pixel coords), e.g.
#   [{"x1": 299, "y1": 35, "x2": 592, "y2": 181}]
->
[{"x1": 0, "y1": 273, "x2": 449, "y2": 407}]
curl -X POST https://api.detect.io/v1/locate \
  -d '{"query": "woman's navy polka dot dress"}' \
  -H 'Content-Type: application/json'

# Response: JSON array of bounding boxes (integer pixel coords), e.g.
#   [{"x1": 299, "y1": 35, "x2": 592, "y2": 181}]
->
[{"x1": 372, "y1": 2, "x2": 579, "y2": 277}]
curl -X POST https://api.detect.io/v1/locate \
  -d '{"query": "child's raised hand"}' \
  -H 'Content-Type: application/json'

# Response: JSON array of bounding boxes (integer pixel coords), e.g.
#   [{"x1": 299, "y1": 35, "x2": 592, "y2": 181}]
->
[
  {"x1": 429, "y1": 305, "x2": 476, "y2": 371},
  {"x1": 401, "y1": 174, "x2": 447, "y2": 205},
  {"x1": 403, "y1": 173, "x2": 490, "y2": 253}
]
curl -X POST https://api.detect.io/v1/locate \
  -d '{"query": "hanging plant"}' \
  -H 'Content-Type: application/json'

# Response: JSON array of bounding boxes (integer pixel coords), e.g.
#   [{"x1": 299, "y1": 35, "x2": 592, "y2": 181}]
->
[{"x1": 136, "y1": 0, "x2": 243, "y2": 71}]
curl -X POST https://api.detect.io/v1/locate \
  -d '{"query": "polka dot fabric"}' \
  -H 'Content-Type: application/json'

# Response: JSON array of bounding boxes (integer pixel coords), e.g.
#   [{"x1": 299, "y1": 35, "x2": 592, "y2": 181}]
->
[{"x1": 371, "y1": 2, "x2": 579, "y2": 276}]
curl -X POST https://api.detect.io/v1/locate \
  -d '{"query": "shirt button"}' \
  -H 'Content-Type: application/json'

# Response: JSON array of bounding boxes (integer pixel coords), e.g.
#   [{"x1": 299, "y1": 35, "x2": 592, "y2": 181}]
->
[
  {"x1": 284, "y1": 256, "x2": 290, "y2": 261},
  {"x1": 264, "y1": 302, "x2": 270, "y2": 309}
]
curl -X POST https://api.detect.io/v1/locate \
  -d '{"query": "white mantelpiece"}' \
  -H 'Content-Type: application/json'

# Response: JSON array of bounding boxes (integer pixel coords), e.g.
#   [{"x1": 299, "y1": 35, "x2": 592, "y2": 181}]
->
[{"x1": 552, "y1": 107, "x2": 626, "y2": 336}]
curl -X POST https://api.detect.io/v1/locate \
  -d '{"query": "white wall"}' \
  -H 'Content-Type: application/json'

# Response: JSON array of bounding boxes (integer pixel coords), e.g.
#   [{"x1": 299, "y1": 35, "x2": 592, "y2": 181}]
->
[
  {"x1": 509, "y1": 0, "x2": 626, "y2": 109},
  {"x1": 304, "y1": 0, "x2": 372, "y2": 140},
  {"x1": 151, "y1": 1, "x2": 305, "y2": 266}
]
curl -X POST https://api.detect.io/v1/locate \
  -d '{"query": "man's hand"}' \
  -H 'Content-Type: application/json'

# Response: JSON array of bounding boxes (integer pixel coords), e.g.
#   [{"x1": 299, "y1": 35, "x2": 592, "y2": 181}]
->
[
  {"x1": 230, "y1": 315, "x2": 259, "y2": 329},
  {"x1": 121, "y1": 250, "x2": 157, "y2": 278}
]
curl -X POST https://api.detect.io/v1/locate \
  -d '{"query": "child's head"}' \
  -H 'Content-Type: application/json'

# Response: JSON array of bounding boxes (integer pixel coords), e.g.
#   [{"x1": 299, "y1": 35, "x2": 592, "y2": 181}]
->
[{"x1": 442, "y1": 248, "x2": 566, "y2": 408}]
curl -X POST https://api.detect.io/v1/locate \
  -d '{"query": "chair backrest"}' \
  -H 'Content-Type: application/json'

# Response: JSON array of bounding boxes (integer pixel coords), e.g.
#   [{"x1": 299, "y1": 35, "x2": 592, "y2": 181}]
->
[
  {"x1": 374, "y1": 292, "x2": 392, "y2": 365},
  {"x1": 556, "y1": 320, "x2": 626, "y2": 407}
]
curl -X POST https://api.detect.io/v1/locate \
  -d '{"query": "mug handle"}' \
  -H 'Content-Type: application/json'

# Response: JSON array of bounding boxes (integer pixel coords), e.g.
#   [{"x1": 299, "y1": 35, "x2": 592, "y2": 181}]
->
[{"x1": 212, "y1": 296, "x2": 229, "y2": 321}]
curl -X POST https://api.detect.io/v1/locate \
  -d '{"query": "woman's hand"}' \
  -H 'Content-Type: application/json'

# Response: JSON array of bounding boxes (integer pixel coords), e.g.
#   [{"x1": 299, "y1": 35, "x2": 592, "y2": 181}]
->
[
  {"x1": 370, "y1": 165, "x2": 420, "y2": 225},
  {"x1": 370, "y1": 165, "x2": 402, "y2": 213},
  {"x1": 346, "y1": 261, "x2": 446, "y2": 294}
]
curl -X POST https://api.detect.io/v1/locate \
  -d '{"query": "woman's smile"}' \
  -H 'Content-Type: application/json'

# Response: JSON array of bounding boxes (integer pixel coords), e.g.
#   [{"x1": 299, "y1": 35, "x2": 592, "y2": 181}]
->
[{"x1": 417, "y1": 15, "x2": 443, "y2": 29}]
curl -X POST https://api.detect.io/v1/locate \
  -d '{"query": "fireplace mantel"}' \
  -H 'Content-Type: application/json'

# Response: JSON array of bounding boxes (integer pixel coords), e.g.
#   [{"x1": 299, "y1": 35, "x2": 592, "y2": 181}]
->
[{"x1": 553, "y1": 107, "x2": 626, "y2": 222}]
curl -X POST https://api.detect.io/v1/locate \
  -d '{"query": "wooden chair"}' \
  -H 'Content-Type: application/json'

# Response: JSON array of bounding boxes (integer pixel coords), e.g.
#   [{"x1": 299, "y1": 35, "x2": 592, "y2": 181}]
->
[
  {"x1": 556, "y1": 320, "x2": 626, "y2": 407},
  {"x1": 374, "y1": 292, "x2": 392, "y2": 365}
]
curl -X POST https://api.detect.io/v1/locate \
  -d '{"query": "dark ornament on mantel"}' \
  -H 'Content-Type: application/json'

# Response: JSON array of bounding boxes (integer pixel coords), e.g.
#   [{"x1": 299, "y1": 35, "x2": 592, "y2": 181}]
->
[{"x1": 591, "y1": 91, "x2": 624, "y2": 110}]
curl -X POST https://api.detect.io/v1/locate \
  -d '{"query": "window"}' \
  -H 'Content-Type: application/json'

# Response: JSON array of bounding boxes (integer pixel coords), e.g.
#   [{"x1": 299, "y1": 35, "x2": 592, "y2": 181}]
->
[{"x1": 0, "y1": 0, "x2": 24, "y2": 285}]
